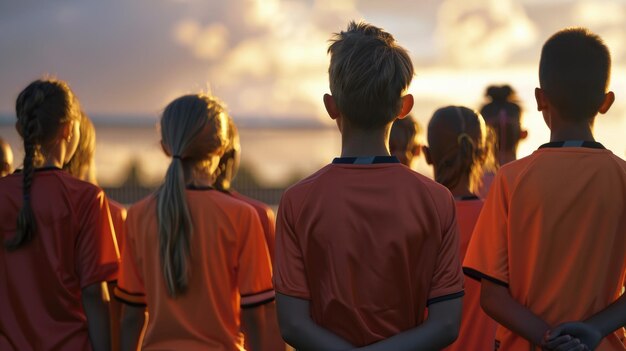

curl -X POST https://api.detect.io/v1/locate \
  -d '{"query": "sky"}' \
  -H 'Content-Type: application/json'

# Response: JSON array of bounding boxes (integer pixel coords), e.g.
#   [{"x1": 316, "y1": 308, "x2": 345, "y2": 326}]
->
[{"x1": 1, "y1": 0, "x2": 626, "y2": 181}]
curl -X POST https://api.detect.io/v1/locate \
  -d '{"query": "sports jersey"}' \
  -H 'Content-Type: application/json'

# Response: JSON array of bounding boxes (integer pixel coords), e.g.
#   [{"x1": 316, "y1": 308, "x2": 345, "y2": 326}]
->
[
  {"x1": 224, "y1": 190, "x2": 284, "y2": 351},
  {"x1": 464, "y1": 141, "x2": 626, "y2": 350},
  {"x1": 0, "y1": 167, "x2": 118, "y2": 350},
  {"x1": 115, "y1": 187, "x2": 273, "y2": 351},
  {"x1": 274, "y1": 156, "x2": 464, "y2": 347},
  {"x1": 108, "y1": 199, "x2": 126, "y2": 251},
  {"x1": 228, "y1": 191, "x2": 275, "y2": 262},
  {"x1": 444, "y1": 197, "x2": 497, "y2": 351}
]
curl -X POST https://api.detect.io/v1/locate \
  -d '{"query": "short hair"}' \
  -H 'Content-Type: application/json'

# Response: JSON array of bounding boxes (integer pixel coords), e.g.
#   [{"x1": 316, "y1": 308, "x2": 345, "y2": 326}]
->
[
  {"x1": 539, "y1": 28, "x2": 611, "y2": 121},
  {"x1": 389, "y1": 115, "x2": 421, "y2": 166},
  {"x1": 328, "y1": 21, "x2": 414, "y2": 129}
]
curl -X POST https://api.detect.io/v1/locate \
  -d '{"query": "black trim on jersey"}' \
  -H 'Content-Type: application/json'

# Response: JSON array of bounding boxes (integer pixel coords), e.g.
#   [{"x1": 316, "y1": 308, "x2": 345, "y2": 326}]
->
[
  {"x1": 14, "y1": 166, "x2": 63, "y2": 174},
  {"x1": 241, "y1": 296, "x2": 276, "y2": 309},
  {"x1": 463, "y1": 267, "x2": 509, "y2": 287},
  {"x1": 114, "y1": 295, "x2": 147, "y2": 307},
  {"x1": 332, "y1": 156, "x2": 400, "y2": 164},
  {"x1": 538, "y1": 141, "x2": 605, "y2": 149},
  {"x1": 241, "y1": 288, "x2": 274, "y2": 298},
  {"x1": 186, "y1": 184, "x2": 215, "y2": 191},
  {"x1": 427, "y1": 290, "x2": 464, "y2": 306},
  {"x1": 456, "y1": 195, "x2": 479, "y2": 201}
]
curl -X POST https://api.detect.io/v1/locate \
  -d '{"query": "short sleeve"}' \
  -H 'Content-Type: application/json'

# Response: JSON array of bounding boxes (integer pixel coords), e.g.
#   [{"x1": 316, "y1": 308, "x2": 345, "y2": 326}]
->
[
  {"x1": 262, "y1": 207, "x2": 276, "y2": 263},
  {"x1": 114, "y1": 210, "x2": 147, "y2": 306},
  {"x1": 463, "y1": 171, "x2": 510, "y2": 286},
  {"x1": 272, "y1": 192, "x2": 310, "y2": 300},
  {"x1": 428, "y1": 193, "x2": 465, "y2": 305},
  {"x1": 238, "y1": 207, "x2": 274, "y2": 308},
  {"x1": 76, "y1": 190, "x2": 119, "y2": 289}
]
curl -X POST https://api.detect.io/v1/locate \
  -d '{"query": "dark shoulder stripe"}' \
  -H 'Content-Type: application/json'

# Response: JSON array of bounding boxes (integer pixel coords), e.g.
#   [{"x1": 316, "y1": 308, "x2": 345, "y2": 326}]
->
[
  {"x1": 463, "y1": 267, "x2": 509, "y2": 287},
  {"x1": 427, "y1": 291, "x2": 465, "y2": 306}
]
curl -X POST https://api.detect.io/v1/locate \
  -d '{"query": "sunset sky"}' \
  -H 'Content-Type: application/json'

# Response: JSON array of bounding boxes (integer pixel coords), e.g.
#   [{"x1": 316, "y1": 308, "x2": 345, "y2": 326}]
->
[{"x1": 1, "y1": 0, "x2": 625, "y2": 178}]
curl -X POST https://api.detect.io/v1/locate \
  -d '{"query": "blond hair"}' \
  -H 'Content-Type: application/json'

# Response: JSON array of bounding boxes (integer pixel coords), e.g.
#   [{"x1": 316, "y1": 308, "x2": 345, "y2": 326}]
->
[
  {"x1": 157, "y1": 94, "x2": 228, "y2": 297},
  {"x1": 64, "y1": 111, "x2": 96, "y2": 179},
  {"x1": 427, "y1": 106, "x2": 495, "y2": 194},
  {"x1": 328, "y1": 21, "x2": 414, "y2": 129}
]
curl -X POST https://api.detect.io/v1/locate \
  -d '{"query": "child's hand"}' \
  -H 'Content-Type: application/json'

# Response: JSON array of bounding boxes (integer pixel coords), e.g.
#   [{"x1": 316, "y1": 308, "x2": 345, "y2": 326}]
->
[
  {"x1": 544, "y1": 322, "x2": 602, "y2": 350},
  {"x1": 541, "y1": 332, "x2": 587, "y2": 351}
]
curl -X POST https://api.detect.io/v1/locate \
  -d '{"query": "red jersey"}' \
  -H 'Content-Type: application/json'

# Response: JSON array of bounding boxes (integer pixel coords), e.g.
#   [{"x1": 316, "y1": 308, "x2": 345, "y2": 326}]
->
[
  {"x1": 115, "y1": 188, "x2": 273, "y2": 350},
  {"x1": 274, "y1": 156, "x2": 464, "y2": 346},
  {"x1": 228, "y1": 191, "x2": 276, "y2": 262},
  {"x1": 464, "y1": 142, "x2": 626, "y2": 350},
  {"x1": 0, "y1": 167, "x2": 118, "y2": 350},
  {"x1": 444, "y1": 197, "x2": 497, "y2": 351}
]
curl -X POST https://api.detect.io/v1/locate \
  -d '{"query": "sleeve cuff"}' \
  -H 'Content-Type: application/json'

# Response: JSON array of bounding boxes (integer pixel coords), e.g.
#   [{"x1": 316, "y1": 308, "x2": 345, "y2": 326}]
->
[
  {"x1": 241, "y1": 289, "x2": 275, "y2": 308},
  {"x1": 114, "y1": 286, "x2": 147, "y2": 307},
  {"x1": 463, "y1": 267, "x2": 509, "y2": 287},
  {"x1": 427, "y1": 290, "x2": 465, "y2": 306}
]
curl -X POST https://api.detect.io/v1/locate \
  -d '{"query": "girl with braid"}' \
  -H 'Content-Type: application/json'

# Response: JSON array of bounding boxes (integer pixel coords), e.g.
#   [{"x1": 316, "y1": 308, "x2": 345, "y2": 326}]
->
[
  {"x1": 115, "y1": 94, "x2": 272, "y2": 351},
  {"x1": 0, "y1": 79, "x2": 119, "y2": 350},
  {"x1": 423, "y1": 106, "x2": 497, "y2": 351}
]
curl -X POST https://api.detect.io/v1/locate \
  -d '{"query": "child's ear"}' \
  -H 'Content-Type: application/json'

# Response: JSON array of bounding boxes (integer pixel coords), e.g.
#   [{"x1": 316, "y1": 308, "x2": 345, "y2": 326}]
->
[
  {"x1": 535, "y1": 88, "x2": 548, "y2": 111},
  {"x1": 422, "y1": 145, "x2": 433, "y2": 165},
  {"x1": 598, "y1": 91, "x2": 615, "y2": 114},
  {"x1": 520, "y1": 130, "x2": 528, "y2": 140},
  {"x1": 397, "y1": 94, "x2": 414, "y2": 119},
  {"x1": 323, "y1": 94, "x2": 341, "y2": 120}
]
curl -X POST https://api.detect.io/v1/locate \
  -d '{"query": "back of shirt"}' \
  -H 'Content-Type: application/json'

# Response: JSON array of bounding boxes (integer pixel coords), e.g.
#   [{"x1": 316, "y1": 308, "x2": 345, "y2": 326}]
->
[
  {"x1": 116, "y1": 189, "x2": 273, "y2": 351},
  {"x1": 444, "y1": 198, "x2": 497, "y2": 351},
  {"x1": 274, "y1": 158, "x2": 464, "y2": 346},
  {"x1": 0, "y1": 168, "x2": 118, "y2": 351},
  {"x1": 464, "y1": 146, "x2": 626, "y2": 350}
]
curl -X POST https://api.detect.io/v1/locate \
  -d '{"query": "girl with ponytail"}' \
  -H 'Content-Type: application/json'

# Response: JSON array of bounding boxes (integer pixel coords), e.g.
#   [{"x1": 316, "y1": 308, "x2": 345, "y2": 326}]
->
[
  {"x1": 423, "y1": 106, "x2": 497, "y2": 351},
  {"x1": 116, "y1": 94, "x2": 273, "y2": 351},
  {"x1": 0, "y1": 79, "x2": 118, "y2": 350}
]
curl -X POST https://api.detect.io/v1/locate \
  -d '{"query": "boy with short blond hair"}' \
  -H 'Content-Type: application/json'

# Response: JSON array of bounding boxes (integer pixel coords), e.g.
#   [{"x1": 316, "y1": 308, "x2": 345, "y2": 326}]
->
[
  {"x1": 274, "y1": 21, "x2": 463, "y2": 351},
  {"x1": 464, "y1": 28, "x2": 626, "y2": 351}
]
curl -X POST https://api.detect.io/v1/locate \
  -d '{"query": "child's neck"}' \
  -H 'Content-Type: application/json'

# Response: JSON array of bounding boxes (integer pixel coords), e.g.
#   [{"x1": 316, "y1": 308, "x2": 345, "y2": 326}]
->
[
  {"x1": 340, "y1": 127, "x2": 391, "y2": 157},
  {"x1": 549, "y1": 120, "x2": 595, "y2": 142}
]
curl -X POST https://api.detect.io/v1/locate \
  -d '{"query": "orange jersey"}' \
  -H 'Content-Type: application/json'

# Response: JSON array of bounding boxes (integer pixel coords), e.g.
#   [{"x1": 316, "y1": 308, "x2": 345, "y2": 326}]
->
[
  {"x1": 115, "y1": 188, "x2": 273, "y2": 351},
  {"x1": 0, "y1": 167, "x2": 118, "y2": 351},
  {"x1": 464, "y1": 142, "x2": 626, "y2": 350},
  {"x1": 274, "y1": 156, "x2": 464, "y2": 347},
  {"x1": 444, "y1": 197, "x2": 497, "y2": 351},
  {"x1": 108, "y1": 199, "x2": 127, "y2": 250},
  {"x1": 228, "y1": 191, "x2": 276, "y2": 262}
]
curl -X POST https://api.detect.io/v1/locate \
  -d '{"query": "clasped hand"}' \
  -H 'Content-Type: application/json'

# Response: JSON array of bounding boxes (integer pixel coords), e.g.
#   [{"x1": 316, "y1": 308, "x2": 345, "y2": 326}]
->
[{"x1": 541, "y1": 322, "x2": 602, "y2": 351}]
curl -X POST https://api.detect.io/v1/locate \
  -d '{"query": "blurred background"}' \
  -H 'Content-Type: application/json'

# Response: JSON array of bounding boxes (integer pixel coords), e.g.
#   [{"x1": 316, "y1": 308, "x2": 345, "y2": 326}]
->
[{"x1": 1, "y1": 0, "x2": 625, "y2": 205}]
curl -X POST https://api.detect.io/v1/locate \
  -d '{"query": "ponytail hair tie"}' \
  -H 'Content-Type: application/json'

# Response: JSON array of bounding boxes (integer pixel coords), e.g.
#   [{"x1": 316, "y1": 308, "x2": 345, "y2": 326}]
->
[
  {"x1": 172, "y1": 155, "x2": 182, "y2": 160},
  {"x1": 457, "y1": 133, "x2": 476, "y2": 148}
]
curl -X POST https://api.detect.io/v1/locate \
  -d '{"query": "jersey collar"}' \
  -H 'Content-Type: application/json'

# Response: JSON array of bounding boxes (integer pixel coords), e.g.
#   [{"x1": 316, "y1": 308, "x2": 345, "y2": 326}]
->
[
  {"x1": 332, "y1": 156, "x2": 400, "y2": 164},
  {"x1": 538, "y1": 141, "x2": 605, "y2": 149}
]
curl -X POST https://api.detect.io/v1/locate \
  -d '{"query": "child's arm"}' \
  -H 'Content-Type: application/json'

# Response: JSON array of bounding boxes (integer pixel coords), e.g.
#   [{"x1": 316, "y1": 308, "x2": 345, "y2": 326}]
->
[
  {"x1": 276, "y1": 293, "x2": 354, "y2": 351},
  {"x1": 119, "y1": 304, "x2": 146, "y2": 351},
  {"x1": 241, "y1": 305, "x2": 266, "y2": 351},
  {"x1": 352, "y1": 296, "x2": 462, "y2": 351},
  {"x1": 480, "y1": 279, "x2": 550, "y2": 346},
  {"x1": 544, "y1": 293, "x2": 626, "y2": 350},
  {"x1": 82, "y1": 282, "x2": 111, "y2": 351}
]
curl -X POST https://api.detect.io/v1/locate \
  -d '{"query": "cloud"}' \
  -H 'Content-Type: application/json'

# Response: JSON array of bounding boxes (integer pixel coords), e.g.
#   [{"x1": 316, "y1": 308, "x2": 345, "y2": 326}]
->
[
  {"x1": 435, "y1": 0, "x2": 539, "y2": 67},
  {"x1": 173, "y1": 20, "x2": 230, "y2": 60}
]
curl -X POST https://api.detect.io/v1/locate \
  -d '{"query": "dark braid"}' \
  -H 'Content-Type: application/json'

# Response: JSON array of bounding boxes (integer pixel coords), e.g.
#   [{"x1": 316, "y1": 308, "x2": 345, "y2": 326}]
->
[{"x1": 5, "y1": 79, "x2": 79, "y2": 251}]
